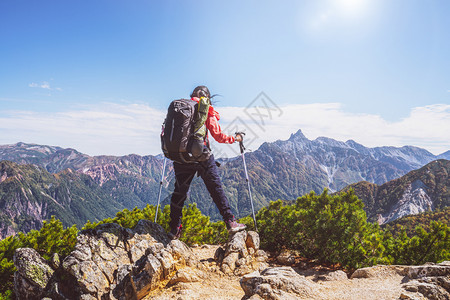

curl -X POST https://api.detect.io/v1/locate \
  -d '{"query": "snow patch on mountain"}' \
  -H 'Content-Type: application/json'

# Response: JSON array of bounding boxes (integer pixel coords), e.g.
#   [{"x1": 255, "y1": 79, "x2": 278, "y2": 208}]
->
[
  {"x1": 378, "y1": 180, "x2": 433, "y2": 224},
  {"x1": 319, "y1": 164, "x2": 337, "y2": 187}
]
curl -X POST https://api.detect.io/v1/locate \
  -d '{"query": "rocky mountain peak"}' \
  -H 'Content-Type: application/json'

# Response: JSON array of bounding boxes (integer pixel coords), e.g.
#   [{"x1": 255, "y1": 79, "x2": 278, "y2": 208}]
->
[
  {"x1": 0, "y1": 142, "x2": 62, "y2": 163},
  {"x1": 288, "y1": 129, "x2": 308, "y2": 141},
  {"x1": 13, "y1": 142, "x2": 61, "y2": 153},
  {"x1": 345, "y1": 139, "x2": 368, "y2": 153}
]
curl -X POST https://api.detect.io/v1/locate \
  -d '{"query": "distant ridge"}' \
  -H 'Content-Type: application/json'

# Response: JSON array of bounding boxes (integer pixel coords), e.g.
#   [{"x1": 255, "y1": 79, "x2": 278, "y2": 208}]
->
[
  {"x1": 0, "y1": 131, "x2": 448, "y2": 226},
  {"x1": 0, "y1": 160, "x2": 124, "y2": 239},
  {"x1": 438, "y1": 150, "x2": 450, "y2": 160},
  {"x1": 341, "y1": 159, "x2": 450, "y2": 224}
]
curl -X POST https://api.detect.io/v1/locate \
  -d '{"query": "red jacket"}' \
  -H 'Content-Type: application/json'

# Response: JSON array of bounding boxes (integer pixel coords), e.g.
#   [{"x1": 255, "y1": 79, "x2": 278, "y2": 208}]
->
[{"x1": 191, "y1": 97, "x2": 235, "y2": 144}]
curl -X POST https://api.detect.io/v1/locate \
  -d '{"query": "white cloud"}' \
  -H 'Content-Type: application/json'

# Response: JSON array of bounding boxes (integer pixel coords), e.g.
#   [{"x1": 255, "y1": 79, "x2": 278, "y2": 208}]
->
[
  {"x1": 0, "y1": 103, "x2": 165, "y2": 156},
  {"x1": 29, "y1": 81, "x2": 62, "y2": 91},
  {"x1": 0, "y1": 102, "x2": 449, "y2": 157}
]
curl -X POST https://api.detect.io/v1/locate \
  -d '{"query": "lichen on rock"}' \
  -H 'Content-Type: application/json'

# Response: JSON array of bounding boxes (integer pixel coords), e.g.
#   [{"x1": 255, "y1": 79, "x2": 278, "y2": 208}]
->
[{"x1": 13, "y1": 247, "x2": 55, "y2": 299}]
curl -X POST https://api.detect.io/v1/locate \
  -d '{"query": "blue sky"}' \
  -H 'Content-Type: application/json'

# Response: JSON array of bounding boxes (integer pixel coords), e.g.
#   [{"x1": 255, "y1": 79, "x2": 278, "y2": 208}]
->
[{"x1": 1, "y1": 0, "x2": 449, "y2": 156}]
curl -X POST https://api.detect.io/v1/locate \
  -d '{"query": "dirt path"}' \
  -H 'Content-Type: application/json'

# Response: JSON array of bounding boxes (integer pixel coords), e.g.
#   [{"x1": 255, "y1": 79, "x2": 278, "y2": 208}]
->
[
  {"x1": 149, "y1": 245, "x2": 244, "y2": 300},
  {"x1": 148, "y1": 245, "x2": 423, "y2": 300},
  {"x1": 314, "y1": 276, "x2": 409, "y2": 300}
]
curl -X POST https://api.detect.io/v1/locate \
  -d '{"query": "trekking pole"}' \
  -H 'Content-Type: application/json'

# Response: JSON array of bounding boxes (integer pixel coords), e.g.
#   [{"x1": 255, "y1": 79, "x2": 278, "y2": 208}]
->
[
  {"x1": 154, "y1": 157, "x2": 167, "y2": 223},
  {"x1": 236, "y1": 132, "x2": 258, "y2": 232}
]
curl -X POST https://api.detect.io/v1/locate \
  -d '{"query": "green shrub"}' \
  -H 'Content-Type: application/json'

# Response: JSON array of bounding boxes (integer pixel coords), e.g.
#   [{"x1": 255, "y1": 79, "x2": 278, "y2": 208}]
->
[
  {"x1": 257, "y1": 199, "x2": 296, "y2": 251},
  {"x1": 0, "y1": 235, "x2": 17, "y2": 300},
  {"x1": 258, "y1": 190, "x2": 387, "y2": 269},
  {"x1": 256, "y1": 189, "x2": 449, "y2": 269},
  {"x1": 180, "y1": 203, "x2": 226, "y2": 245},
  {"x1": 387, "y1": 221, "x2": 449, "y2": 265},
  {"x1": 0, "y1": 216, "x2": 78, "y2": 299},
  {"x1": 21, "y1": 216, "x2": 78, "y2": 260},
  {"x1": 83, "y1": 203, "x2": 228, "y2": 246}
]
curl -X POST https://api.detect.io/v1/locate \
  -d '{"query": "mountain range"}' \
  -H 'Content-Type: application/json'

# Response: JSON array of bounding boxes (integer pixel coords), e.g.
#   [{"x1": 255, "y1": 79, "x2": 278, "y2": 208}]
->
[
  {"x1": 198, "y1": 130, "x2": 448, "y2": 218},
  {"x1": 0, "y1": 160, "x2": 123, "y2": 238},
  {"x1": 0, "y1": 130, "x2": 448, "y2": 238}
]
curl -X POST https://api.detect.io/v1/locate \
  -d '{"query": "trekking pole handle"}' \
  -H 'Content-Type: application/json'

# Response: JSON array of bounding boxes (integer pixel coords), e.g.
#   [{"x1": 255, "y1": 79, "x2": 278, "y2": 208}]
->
[{"x1": 235, "y1": 132, "x2": 246, "y2": 154}]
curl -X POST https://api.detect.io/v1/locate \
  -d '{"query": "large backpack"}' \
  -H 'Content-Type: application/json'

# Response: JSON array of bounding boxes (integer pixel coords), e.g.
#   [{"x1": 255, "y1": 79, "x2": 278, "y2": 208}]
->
[{"x1": 161, "y1": 98, "x2": 211, "y2": 163}]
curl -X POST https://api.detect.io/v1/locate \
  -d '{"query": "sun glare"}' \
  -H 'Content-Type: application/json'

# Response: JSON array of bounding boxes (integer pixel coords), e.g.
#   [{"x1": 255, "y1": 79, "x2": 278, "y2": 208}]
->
[
  {"x1": 301, "y1": 0, "x2": 377, "y2": 34},
  {"x1": 336, "y1": 0, "x2": 369, "y2": 16}
]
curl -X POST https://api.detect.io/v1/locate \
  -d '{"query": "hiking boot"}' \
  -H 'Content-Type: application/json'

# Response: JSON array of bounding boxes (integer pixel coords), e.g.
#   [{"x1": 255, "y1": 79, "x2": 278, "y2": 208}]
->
[
  {"x1": 225, "y1": 219, "x2": 246, "y2": 234},
  {"x1": 169, "y1": 224, "x2": 182, "y2": 240}
]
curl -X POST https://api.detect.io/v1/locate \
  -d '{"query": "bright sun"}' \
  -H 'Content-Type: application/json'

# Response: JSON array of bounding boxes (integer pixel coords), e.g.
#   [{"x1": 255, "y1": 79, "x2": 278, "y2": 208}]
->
[
  {"x1": 336, "y1": 0, "x2": 370, "y2": 16},
  {"x1": 303, "y1": 0, "x2": 376, "y2": 33}
]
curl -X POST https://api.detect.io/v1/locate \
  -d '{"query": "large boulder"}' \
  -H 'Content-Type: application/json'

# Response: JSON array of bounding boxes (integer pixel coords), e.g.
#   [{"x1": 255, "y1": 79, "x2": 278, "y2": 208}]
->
[
  {"x1": 350, "y1": 265, "x2": 408, "y2": 279},
  {"x1": 402, "y1": 262, "x2": 450, "y2": 300},
  {"x1": 407, "y1": 263, "x2": 450, "y2": 279},
  {"x1": 13, "y1": 220, "x2": 196, "y2": 300},
  {"x1": 13, "y1": 248, "x2": 55, "y2": 300},
  {"x1": 240, "y1": 267, "x2": 323, "y2": 300},
  {"x1": 215, "y1": 230, "x2": 267, "y2": 276}
]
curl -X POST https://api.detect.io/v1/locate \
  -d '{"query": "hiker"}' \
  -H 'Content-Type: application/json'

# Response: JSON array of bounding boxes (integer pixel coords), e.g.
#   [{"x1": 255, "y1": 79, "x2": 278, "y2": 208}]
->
[{"x1": 164, "y1": 85, "x2": 246, "y2": 239}]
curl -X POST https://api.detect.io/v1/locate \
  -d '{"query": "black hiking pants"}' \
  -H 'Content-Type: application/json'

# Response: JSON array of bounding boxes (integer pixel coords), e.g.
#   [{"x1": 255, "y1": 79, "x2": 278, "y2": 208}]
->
[{"x1": 169, "y1": 154, "x2": 234, "y2": 230}]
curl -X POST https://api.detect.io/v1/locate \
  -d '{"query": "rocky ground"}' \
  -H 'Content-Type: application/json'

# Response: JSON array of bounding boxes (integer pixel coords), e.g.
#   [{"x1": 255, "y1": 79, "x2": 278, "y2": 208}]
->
[
  {"x1": 150, "y1": 244, "x2": 449, "y2": 300},
  {"x1": 13, "y1": 221, "x2": 450, "y2": 300}
]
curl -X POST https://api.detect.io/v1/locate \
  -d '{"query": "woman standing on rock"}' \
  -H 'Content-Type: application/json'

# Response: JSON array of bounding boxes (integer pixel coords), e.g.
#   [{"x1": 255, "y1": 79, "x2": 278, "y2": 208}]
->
[{"x1": 161, "y1": 85, "x2": 246, "y2": 239}]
